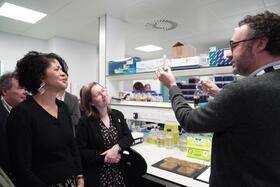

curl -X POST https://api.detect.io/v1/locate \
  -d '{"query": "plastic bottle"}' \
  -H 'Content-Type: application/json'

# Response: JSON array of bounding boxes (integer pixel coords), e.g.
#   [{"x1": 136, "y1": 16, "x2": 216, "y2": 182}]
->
[
  {"x1": 143, "y1": 128, "x2": 150, "y2": 143},
  {"x1": 151, "y1": 93, "x2": 157, "y2": 102},
  {"x1": 165, "y1": 129, "x2": 174, "y2": 149},
  {"x1": 147, "y1": 128, "x2": 157, "y2": 144},
  {"x1": 193, "y1": 82, "x2": 204, "y2": 108},
  {"x1": 157, "y1": 127, "x2": 165, "y2": 147},
  {"x1": 158, "y1": 94, "x2": 163, "y2": 102},
  {"x1": 178, "y1": 130, "x2": 188, "y2": 152},
  {"x1": 146, "y1": 91, "x2": 152, "y2": 102}
]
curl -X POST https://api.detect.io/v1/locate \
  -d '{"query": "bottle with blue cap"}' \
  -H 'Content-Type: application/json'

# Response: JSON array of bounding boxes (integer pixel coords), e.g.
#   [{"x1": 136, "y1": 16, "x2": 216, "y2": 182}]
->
[{"x1": 165, "y1": 129, "x2": 174, "y2": 149}]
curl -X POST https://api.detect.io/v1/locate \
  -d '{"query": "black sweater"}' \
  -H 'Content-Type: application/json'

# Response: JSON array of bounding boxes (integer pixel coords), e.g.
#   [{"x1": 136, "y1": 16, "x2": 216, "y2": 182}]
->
[
  {"x1": 7, "y1": 96, "x2": 82, "y2": 187},
  {"x1": 170, "y1": 70, "x2": 280, "y2": 187},
  {"x1": 76, "y1": 109, "x2": 133, "y2": 187}
]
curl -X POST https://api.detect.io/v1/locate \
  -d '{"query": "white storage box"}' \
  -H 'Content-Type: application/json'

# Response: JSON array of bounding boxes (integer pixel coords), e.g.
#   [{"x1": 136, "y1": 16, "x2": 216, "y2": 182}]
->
[
  {"x1": 136, "y1": 58, "x2": 163, "y2": 73},
  {"x1": 171, "y1": 56, "x2": 208, "y2": 68},
  {"x1": 136, "y1": 56, "x2": 208, "y2": 73}
]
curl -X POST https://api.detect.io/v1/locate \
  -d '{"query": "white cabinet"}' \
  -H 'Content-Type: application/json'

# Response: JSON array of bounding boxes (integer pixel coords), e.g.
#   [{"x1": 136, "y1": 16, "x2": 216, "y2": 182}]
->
[{"x1": 106, "y1": 65, "x2": 234, "y2": 124}]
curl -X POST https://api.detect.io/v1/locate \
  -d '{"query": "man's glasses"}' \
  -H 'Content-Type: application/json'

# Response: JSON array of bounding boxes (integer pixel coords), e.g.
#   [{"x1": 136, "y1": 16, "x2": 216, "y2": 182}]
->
[
  {"x1": 229, "y1": 37, "x2": 259, "y2": 51},
  {"x1": 92, "y1": 88, "x2": 107, "y2": 98}
]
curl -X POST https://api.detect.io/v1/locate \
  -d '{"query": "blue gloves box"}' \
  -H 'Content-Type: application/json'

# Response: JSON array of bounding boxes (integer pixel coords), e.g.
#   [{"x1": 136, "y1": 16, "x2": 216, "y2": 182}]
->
[{"x1": 109, "y1": 57, "x2": 141, "y2": 75}]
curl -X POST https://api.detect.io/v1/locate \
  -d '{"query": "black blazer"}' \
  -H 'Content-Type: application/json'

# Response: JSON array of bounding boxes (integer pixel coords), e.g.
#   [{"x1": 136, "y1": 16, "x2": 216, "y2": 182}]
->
[
  {"x1": 76, "y1": 109, "x2": 133, "y2": 187},
  {"x1": 0, "y1": 102, "x2": 10, "y2": 175}
]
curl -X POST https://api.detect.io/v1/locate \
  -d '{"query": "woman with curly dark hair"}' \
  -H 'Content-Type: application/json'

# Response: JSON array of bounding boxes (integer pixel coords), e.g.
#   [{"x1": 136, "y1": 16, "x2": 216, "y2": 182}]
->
[{"x1": 6, "y1": 51, "x2": 84, "y2": 187}]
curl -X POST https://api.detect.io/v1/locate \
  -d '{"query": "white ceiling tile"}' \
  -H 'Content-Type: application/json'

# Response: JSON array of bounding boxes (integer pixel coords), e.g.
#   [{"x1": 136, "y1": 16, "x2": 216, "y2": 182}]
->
[
  {"x1": 266, "y1": 3, "x2": 280, "y2": 14},
  {"x1": 263, "y1": 0, "x2": 280, "y2": 7},
  {"x1": 3, "y1": 0, "x2": 73, "y2": 14},
  {"x1": 0, "y1": 16, "x2": 31, "y2": 34},
  {"x1": 205, "y1": 0, "x2": 264, "y2": 18},
  {"x1": 221, "y1": 8, "x2": 267, "y2": 29}
]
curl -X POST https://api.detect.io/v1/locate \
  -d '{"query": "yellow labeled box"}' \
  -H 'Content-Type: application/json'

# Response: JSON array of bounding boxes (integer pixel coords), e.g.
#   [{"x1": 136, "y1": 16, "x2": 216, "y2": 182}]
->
[{"x1": 187, "y1": 147, "x2": 211, "y2": 161}]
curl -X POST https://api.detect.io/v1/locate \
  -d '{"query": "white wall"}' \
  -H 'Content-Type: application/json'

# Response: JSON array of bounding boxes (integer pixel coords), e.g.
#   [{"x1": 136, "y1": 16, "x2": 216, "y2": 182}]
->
[
  {"x1": 48, "y1": 37, "x2": 98, "y2": 96},
  {"x1": 0, "y1": 32, "x2": 47, "y2": 72},
  {"x1": 0, "y1": 32, "x2": 98, "y2": 96}
]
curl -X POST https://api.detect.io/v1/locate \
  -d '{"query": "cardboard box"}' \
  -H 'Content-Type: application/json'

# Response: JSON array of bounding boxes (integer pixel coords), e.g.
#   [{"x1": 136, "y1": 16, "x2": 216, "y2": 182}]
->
[{"x1": 172, "y1": 42, "x2": 196, "y2": 58}]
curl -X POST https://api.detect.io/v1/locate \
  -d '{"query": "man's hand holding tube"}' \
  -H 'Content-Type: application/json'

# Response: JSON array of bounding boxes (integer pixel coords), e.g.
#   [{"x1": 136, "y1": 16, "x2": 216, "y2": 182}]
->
[
  {"x1": 200, "y1": 79, "x2": 221, "y2": 97},
  {"x1": 156, "y1": 66, "x2": 177, "y2": 88}
]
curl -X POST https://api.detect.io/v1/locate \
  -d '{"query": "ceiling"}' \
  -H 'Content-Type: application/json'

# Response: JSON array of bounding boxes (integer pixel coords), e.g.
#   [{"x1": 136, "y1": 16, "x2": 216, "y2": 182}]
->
[{"x1": 0, "y1": 0, "x2": 280, "y2": 60}]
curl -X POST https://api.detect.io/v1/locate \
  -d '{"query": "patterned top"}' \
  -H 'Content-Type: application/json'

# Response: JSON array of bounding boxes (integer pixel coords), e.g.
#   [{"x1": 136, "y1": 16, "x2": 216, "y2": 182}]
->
[{"x1": 99, "y1": 115, "x2": 126, "y2": 187}]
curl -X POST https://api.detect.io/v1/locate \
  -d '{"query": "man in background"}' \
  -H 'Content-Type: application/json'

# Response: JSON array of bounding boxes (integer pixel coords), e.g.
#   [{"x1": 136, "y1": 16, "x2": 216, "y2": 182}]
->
[
  {"x1": 0, "y1": 72, "x2": 28, "y2": 177},
  {"x1": 133, "y1": 81, "x2": 144, "y2": 91},
  {"x1": 57, "y1": 75, "x2": 80, "y2": 136}
]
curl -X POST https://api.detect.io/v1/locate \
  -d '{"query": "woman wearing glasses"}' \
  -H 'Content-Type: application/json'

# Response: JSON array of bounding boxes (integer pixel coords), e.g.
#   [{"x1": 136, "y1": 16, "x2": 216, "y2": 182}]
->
[{"x1": 76, "y1": 82, "x2": 133, "y2": 187}]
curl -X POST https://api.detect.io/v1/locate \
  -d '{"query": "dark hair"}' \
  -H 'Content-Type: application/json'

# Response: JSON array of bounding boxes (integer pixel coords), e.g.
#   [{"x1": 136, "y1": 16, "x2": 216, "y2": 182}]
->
[
  {"x1": 46, "y1": 53, "x2": 68, "y2": 75},
  {"x1": 82, "y1": 82, "x2": 111, "y2": 118},
  {"x1": 239, "y1": 11, "x2": 280, "y2": 56},
  {"x1": 79, "y1": 85, "x2": 87, "y2": 113},
  {"x1": 144, "y1": 83, "x2": 151, "y2": 90},
  {"x1": 133, "y1": 81, "x2": 144, "y2": 91},
  {"x1": 0, "y1": 72, "x2": 17, "y2": 96},
  {"x1": 16, "y1": 51, "x2": 68, "y2": 95}
]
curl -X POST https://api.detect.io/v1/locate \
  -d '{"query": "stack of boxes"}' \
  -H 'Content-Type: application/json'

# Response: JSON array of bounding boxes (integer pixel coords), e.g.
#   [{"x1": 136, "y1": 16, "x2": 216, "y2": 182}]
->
[
  {"x1": 209, "y1": 46, "x2": 218, "y2": 67},
  {"x1": 209, "y1": 46, "x2": 232, "y2": 66},
  {"x1": 214, "y1": 75, "x2": 236, "y2": 89},
  {"x1": 216, "y1": 48, "x2": 231, "y2": 66},
  {"x1": 176, "y1": 78, "x2": 197, "y2": 102}
]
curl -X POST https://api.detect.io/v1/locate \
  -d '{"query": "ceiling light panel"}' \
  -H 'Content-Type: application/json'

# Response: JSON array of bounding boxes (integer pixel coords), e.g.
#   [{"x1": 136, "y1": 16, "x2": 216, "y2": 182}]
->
[
  {"x1": 0, "y1": 2, "x2": 47, "y2": 24},
  {"x1": 135, "y1": 45, "x2": 163, "y2": 52}
]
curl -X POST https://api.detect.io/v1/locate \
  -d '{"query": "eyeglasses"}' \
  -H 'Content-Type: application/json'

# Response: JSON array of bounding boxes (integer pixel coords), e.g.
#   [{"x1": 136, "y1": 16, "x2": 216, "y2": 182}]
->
[
  {"x1": 92, "y1": 88, "x2": 107, "y2": 98},
  {"x1": 229, "y1": 37, "x2": 259, "y2": 51}
]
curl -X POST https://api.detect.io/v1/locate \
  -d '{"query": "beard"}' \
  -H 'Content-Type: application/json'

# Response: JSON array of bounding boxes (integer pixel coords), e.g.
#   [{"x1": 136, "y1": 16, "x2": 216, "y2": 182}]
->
[{"x1": 232, "y1": 46, "x2": 255, "y2": 76}]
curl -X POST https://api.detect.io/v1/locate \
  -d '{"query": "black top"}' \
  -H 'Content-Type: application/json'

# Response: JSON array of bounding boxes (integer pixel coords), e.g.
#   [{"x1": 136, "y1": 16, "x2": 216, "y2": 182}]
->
[
  {"x1": 170, "y1": 70, "x2": 280, "y2": 187},
  {"x1": 0, "y1": 102, "x2": 10, "y2": 176},
  {"x1": 7, "y1": 96, "x2": 82, "y2": 187},
  {"x1": 76, "y1": 109, "x2": 133, "y2": 187}
]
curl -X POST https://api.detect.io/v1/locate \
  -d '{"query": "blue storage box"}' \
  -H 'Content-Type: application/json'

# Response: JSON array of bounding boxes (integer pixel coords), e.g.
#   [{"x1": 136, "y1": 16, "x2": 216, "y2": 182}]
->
[
  {"x1": 216, "y1": 48, "x2": 232, "y2": 66},
  {"x1": 109, "y1": 57, "x2": 141, "y2": 75}
]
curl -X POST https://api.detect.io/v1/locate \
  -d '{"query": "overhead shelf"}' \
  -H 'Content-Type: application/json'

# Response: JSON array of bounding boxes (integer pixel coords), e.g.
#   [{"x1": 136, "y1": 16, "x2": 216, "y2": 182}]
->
[
  {"x1": 106, "y1": 66, "x2": 233, "y2": 81},
  {"x1": 111, "y1": 101, "x2": 172, "y2": 108},
  {"x1": 111, "y1": 100, "x2": 194, "y2": 109}
]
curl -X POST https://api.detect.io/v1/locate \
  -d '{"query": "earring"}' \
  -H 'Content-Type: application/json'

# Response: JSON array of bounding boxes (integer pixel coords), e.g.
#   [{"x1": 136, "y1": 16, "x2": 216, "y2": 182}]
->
[{"x1": 38, "y1": 82, "x2": 46, "y2": 95}]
